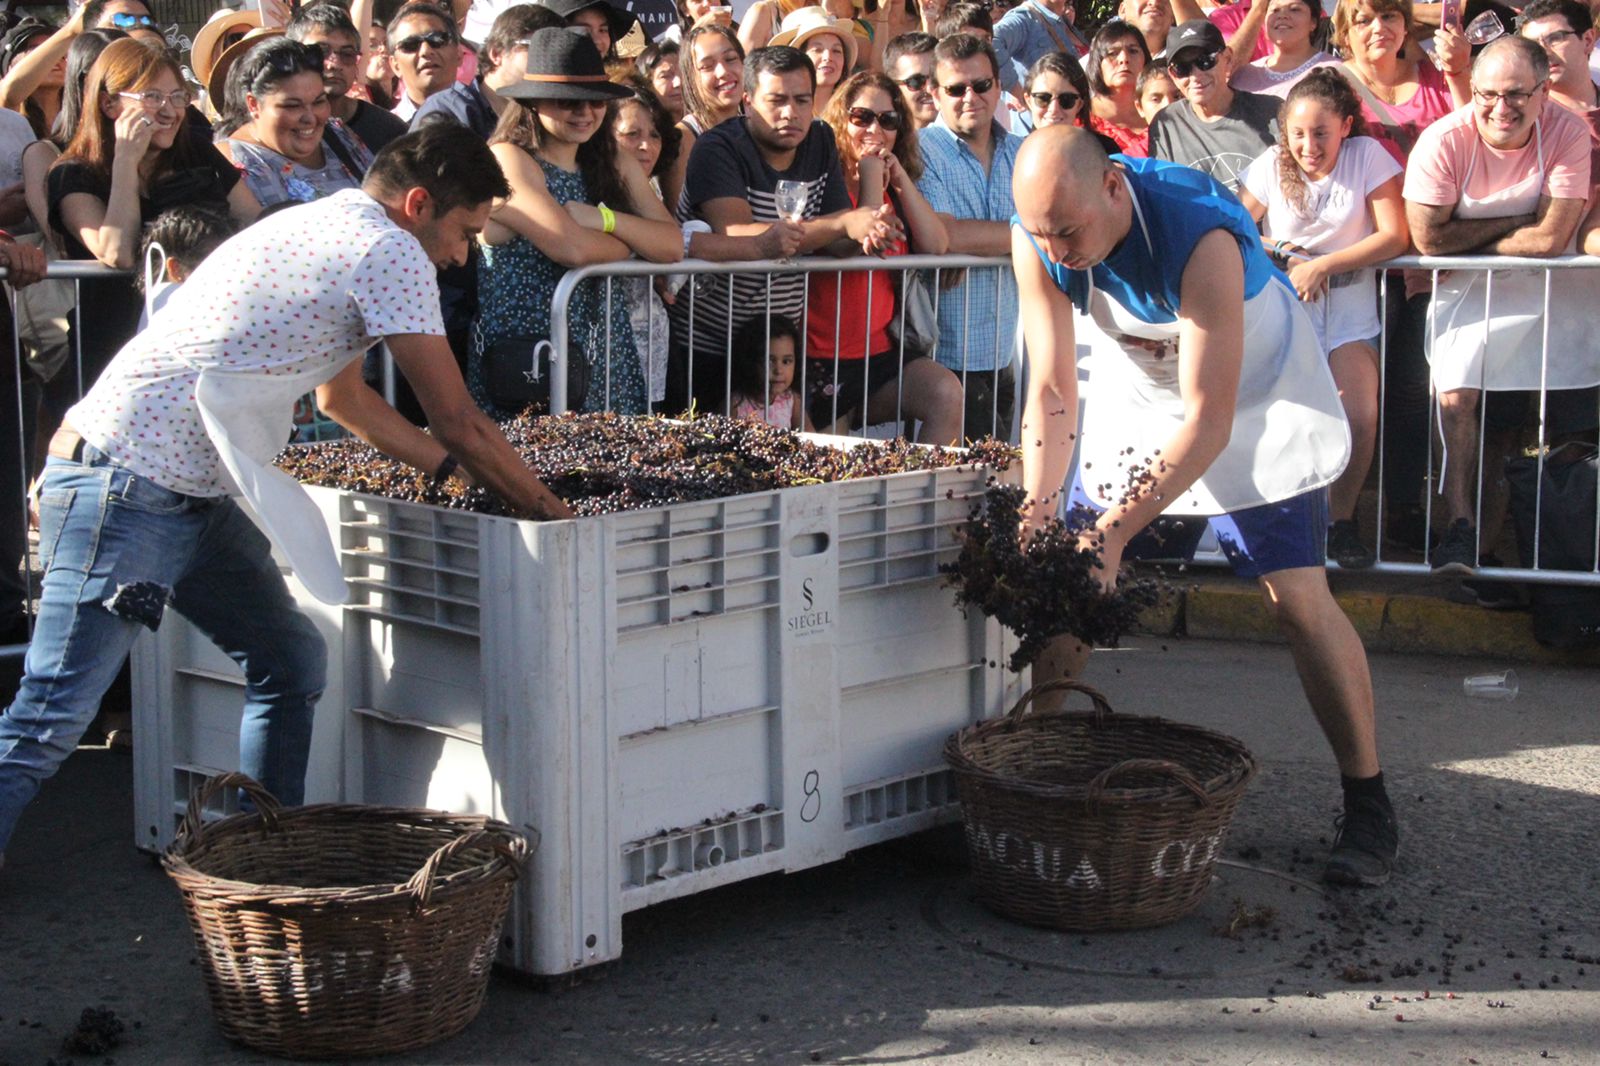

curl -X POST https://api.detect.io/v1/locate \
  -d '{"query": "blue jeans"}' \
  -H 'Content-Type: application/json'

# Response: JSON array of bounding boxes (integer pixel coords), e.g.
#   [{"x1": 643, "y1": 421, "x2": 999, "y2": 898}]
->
[{"x1": 0, "y1": 446, "x2": 326, "y2": 854}]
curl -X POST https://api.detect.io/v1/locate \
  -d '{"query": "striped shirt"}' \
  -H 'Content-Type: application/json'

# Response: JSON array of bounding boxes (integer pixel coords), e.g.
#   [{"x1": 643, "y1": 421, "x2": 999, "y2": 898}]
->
[
  {"x1": 673, "y1": 117, "x2": 851, "y2": 362},
  {"x1": 916, "y1": 117, "x2": 1023, "y2": 373}
]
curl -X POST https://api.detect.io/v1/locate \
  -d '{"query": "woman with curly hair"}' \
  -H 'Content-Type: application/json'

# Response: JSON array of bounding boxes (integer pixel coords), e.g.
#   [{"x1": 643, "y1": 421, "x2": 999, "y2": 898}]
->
[{"x1": 809, "y1": 70, "x2": 961, "y2": 442}]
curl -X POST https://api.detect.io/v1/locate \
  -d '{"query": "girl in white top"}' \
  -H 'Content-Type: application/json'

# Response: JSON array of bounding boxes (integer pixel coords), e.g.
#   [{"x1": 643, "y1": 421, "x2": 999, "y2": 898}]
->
[
  {"x1": 1225, "y1": 0, "x2": 1338, "y2": 99},
  {"x1": 1238, "y1": 68, "x2": 1409, "y2": 568}
]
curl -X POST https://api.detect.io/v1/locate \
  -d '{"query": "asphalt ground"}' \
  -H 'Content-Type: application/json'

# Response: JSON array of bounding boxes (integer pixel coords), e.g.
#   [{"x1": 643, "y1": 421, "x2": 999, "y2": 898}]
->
[{"x1": 1, "y1": 635, "x2": 1597, "y2": 1066}]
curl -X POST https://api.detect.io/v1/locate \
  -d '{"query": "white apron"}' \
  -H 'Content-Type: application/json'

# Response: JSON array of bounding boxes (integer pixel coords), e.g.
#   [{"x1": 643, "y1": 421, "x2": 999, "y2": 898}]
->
[
  {"x1": 1077, "y1": 180, "x2": 1351, "y2": 516},
  {"x1": 194, "y1": 367, "x2": 351, "y2": 605},
  {"x1": 1426, "y1": 121, "x2": 1600, "y2": 391}
]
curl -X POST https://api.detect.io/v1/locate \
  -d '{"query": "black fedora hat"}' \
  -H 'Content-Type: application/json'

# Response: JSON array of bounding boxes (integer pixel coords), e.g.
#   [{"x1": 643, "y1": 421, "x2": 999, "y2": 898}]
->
[
  {"x1": 537, "y1": 0, "x2": 640, "y2": 44},
  {"x1": 500, "y1": 26, "x2": 635, "y2": 101}
]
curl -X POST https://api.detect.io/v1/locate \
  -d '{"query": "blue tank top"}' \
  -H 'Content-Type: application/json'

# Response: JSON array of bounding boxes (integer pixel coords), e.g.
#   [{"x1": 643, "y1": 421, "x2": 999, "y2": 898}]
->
[{"x1": 1027, "y1": 156, "x2": 1286, "y2": 325}]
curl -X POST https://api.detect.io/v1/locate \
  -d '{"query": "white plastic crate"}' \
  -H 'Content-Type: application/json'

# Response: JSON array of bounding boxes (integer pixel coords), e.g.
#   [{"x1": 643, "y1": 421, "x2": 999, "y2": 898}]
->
[{"x1": 133, "y1": 455, "x2": 1021, "y2": 975}]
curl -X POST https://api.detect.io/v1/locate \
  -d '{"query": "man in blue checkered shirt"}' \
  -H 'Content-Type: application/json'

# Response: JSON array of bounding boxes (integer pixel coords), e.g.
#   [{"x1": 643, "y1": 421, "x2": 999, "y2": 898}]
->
[{"x1": 916, "y1": 33, "x2": 1025, "y2": 442}]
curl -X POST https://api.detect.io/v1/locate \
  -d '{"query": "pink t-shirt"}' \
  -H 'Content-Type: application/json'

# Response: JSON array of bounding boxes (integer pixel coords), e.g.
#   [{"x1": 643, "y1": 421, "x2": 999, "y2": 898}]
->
[
  {"x1": 1208, "y1": 1, "x2": 1271, "y2": 61},
  {"x1": 1345, "y1": 58, "x2": 1456, "y2": 164},
  {"x1": 1402, "y1": 99, "x2": 1592, "y2": 209}
]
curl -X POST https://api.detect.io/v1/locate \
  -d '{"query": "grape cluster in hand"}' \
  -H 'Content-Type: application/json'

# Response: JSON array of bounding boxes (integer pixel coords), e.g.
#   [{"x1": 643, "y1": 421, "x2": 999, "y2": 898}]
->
[{"x1": 943, "y1": 484, "x2": 1163, "y2": 671}]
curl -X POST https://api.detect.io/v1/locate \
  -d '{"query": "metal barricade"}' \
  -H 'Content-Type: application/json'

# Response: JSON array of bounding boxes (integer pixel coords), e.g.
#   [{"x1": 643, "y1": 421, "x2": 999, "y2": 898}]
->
[
  {"x1": 548, "y1": 254, "x2": 1026, "y2": 446},
  {"x1": 6, "y1": 251, "x2": 1599, "y2": 671},
  {"x1": 1367, "y1": 254, "x2": 1600, "y2": 587},
  {"x1": 3, "y1": 261, "x2": 134, "y2": 665},
  {"x1": 547, "y1": 251, "x2": 1600, "y2": 592}
]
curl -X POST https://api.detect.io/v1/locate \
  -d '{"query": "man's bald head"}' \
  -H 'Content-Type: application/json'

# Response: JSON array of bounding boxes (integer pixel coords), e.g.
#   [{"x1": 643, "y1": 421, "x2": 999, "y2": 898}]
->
[
  {"x1": 1014, "y1": 125, "x2": 1113, "y2": 203},
  {"x1": 1013, "y1": 126, "x2": 1130, "y2": 272},
  {"x1": 1475, "y1": 33, "x2": 1551, "y2": 82}
]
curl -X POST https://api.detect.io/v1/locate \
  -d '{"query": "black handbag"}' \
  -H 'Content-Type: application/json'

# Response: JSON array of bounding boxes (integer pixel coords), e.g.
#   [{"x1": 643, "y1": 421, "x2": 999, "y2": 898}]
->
[
  {"x1": 1505, "y1": 443, "x2": 1600, "y2": 651},
  {"x1": 482, "y1": 334, "x2": 589, "y2": 414}
]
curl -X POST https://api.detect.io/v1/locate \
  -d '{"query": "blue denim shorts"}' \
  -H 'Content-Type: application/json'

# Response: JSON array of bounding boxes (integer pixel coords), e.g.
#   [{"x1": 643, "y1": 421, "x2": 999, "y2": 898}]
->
[{"x1": 1069, "y1": 472, "x2": 1330, "y2": 578}]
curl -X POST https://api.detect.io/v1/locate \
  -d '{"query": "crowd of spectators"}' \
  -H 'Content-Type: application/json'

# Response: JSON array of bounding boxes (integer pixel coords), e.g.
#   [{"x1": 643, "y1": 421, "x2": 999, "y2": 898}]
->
[{"x1": 3, "y1": 0, "x2": 1600, "y2": 656}]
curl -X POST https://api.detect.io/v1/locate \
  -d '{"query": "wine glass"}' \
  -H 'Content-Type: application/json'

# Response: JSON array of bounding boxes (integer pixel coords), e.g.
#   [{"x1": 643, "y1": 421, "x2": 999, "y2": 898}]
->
[
  {"x1": 772, "y1": 179, "x2": 807, "y2": 263},
  {"x1": 1464, "y1": 10, "x2": 1506, "y2": 45},
  {"x1": 773, "y1": 179, "x2": 808, "y2": 224}
]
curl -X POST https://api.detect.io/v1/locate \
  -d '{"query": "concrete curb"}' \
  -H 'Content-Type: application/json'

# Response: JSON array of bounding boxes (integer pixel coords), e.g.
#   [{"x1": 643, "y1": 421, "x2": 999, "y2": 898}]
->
[{"x1": 1136, "y1": 572, "x2": 1597, "y2": 666}]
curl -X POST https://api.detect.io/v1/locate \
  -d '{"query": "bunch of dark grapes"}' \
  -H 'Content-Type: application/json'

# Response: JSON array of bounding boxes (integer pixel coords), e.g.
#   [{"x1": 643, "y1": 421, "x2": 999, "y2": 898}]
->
[
  {"x1": 942, "y1": 483, "x2": 1163, "y2": 671},
  {"x1": 275, "y1": 412, "x2": 1018, "y2": 518}
]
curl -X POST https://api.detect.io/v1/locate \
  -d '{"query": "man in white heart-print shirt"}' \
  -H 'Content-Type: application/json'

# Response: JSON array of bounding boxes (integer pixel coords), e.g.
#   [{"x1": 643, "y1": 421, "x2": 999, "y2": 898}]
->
[{"x1": 0, "y1": 123, "x2": 573, "y2": 867}]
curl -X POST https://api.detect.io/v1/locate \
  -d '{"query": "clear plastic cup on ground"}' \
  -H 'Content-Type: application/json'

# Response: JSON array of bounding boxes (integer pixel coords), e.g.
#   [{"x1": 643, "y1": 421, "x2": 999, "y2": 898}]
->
[{"x1": 1462, "y1": 669, "x2": 1519, "y2": 701}]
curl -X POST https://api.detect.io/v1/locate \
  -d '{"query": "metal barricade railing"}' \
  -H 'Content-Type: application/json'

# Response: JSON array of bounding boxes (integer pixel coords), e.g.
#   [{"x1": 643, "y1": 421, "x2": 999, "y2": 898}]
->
[
  {"x1": 7, "y1": 251, "x2": 1599, "y2": 669},
  {"x1": 4, "y1": 261, "x2": 135, "y2": 665},
  {"x1": 548, "y1": 251, "x2": 1600, "y2": 591},
  {"x1": 1369, "y1": 255, "x2": 1600, "y2": 587},
  {"x1": 548, "y1": 254, "x2": 1026, "y2": 447}
]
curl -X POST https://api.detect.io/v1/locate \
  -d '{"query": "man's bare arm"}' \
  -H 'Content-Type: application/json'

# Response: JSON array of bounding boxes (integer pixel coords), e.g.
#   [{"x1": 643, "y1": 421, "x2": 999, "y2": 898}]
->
[
  {"x1": 327, "y1": 334, "x2": 574, "y2": 519},
  {"x1": 1014, "y1": 224, "x2": 1081, "y2": 536},
  {"x1": 1407, "y1": 200, "x2": 1535, "y2": 256},
  {"x1": 1483, "y1": 196, "x2": 1585, "y2": 257},
  {"x1": 943, "y1": 215, "x2": 1014, "y2": 256}
]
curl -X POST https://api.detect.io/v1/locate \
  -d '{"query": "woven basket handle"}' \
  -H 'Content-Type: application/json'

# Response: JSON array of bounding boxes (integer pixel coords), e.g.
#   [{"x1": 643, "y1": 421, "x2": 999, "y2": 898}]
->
[
  {"x1": 1087, "y1": 758, "x2": 1211, "y2": 807},
  {"x1": 175, "y1": 771, "x2": 283, "y2": 850},
  {"x1": 405, "y1": 826, "x2": 535, "y2": 912},
  {"x1": 1006, "y1": 678, "x2": 1113, "y2": 723}
]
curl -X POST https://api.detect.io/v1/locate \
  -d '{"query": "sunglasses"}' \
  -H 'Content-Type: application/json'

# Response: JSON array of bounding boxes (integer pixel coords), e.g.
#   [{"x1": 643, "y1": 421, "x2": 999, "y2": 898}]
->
[
  {"x1": 109, "y1": 11, "x2": 157, "y2": 28},
  {"x1": 1027, "y1": 90, "x2": 1081, "y2": 110},
  {"x1": 847, "y1": 106, "x2": 901, "y2": 131},
  {"x1": 895, "y1": 72, "x2": 930, "y2": 91},
  {"x1": 1169, "y1": 49, "x2": 1222, "y2": 78},
  {"x1": 938, "y1": 76, "x2": 994, "y2": 98},
  {"x1": 394, "y1": 30, "x2": 455, "y2": 54},
  {"x1": 322, "y1": 45, "x2": 362, "y2": 62}
]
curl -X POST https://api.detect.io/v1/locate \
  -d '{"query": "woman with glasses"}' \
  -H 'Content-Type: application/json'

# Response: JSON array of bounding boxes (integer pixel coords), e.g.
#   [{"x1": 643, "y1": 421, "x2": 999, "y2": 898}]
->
[
  {"x1": 1229, "y1": 0, "x2": 1339, "y2": 98},
  {"x1": 218, "y1": 38, "x2": 375, "y2": 208},
  {"x1": 1086, "y1": 19, "x2": 1153, "y2": 155},
  {"x1": 1014, "y1": 50, "x2": 1121, "y2": 152},
  {"x1": 663, "y1": 23, "x2": 744, "y2": 215},
  {"x1": 472, "y1": 28, "x2": 682, "y2": 419},
  {"x1": 45, "y1": 38, "x2": 258, "y2": 424},
  {"x1": 808, "y1": 71, "x2": 962, "y2": 441}
]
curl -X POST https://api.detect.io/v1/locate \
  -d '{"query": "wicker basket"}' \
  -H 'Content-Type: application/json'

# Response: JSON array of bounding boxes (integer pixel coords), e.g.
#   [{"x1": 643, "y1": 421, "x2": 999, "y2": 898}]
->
[
  {"x1": 162, "y1": 773, "x2": 532, "y2": 1059},
  {"x1": 944, "y1": 679, "x2": 1256, "y2": 931}
]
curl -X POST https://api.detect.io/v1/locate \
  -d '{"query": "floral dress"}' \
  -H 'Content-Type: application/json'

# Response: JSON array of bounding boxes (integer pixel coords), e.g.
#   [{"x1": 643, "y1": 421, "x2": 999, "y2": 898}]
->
[{"x1": 470, "y1": 152, "x2": 646, "y2": 419}]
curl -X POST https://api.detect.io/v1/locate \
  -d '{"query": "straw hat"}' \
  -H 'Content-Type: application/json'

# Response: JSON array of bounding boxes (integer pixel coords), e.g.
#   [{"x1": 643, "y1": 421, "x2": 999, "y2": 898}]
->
[
  {"x1": 205, "y1": 25, "x2": 283, "y2": 112},
  {"x1": 191, "y1": 6, "x2": 264, "y2": 89},
  {"x1": 769, "y1": 6, "x2": 859, "y2": 72},
  {"x1": 499, "y1": 26, "x2": 634, "y2": 100}
]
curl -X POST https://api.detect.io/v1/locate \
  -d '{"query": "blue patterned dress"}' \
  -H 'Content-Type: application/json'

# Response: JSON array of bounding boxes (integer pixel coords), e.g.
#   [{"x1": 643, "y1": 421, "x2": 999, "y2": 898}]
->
[{"x1": 470, "y1": 153, "x2": 646, "y2": 419}]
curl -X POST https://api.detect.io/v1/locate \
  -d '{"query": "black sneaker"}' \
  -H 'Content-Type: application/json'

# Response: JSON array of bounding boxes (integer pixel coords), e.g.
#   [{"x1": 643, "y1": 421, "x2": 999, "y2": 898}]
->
[
  {"x1": 1429, "y1": 518, "x2": 1478, "y2": 576},
  {"x1": 1323, "y1": 796, "x2": 1399, "y2": 887},
  {"x1": 1327, "y1": 519, "x2": 1375, "y2": 569}
]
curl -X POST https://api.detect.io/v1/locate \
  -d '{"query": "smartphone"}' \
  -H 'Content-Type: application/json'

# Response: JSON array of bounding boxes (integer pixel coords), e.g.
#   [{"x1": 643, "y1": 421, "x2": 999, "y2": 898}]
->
[{"x1": 1441, "y1": 0, "x2": 1460, "y2": 32}]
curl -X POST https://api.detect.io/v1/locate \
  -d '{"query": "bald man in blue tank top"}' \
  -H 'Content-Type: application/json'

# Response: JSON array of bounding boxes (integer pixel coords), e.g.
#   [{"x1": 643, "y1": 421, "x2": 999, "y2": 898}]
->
[{"x1": 1011, "y1": 125, "x2": 1397, "y2": 887}]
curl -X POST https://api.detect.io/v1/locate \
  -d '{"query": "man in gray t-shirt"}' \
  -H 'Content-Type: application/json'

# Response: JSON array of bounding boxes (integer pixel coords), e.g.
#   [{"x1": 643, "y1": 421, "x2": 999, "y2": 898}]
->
[{"x1": 1148, "y1": 19, "x2": 1280, "y2": 195}]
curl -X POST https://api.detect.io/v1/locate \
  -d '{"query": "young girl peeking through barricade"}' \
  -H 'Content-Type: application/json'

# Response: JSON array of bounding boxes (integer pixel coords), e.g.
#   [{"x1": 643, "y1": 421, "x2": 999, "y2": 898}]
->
[
  {"x1": 728, "y1": 314, "x2": 813, "y2": 432},
  {"x1": 1236, "y1": 68, "x2": 1409, "y2": 570},
  {"x1": 136, "y1": 203, "x2": 239, "y2": 326}
]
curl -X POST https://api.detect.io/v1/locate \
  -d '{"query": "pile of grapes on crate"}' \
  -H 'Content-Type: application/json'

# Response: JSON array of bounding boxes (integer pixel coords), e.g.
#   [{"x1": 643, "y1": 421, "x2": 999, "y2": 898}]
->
[{"x1": 276, "y1": 412, "x2": 1019, "y2": 518}]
